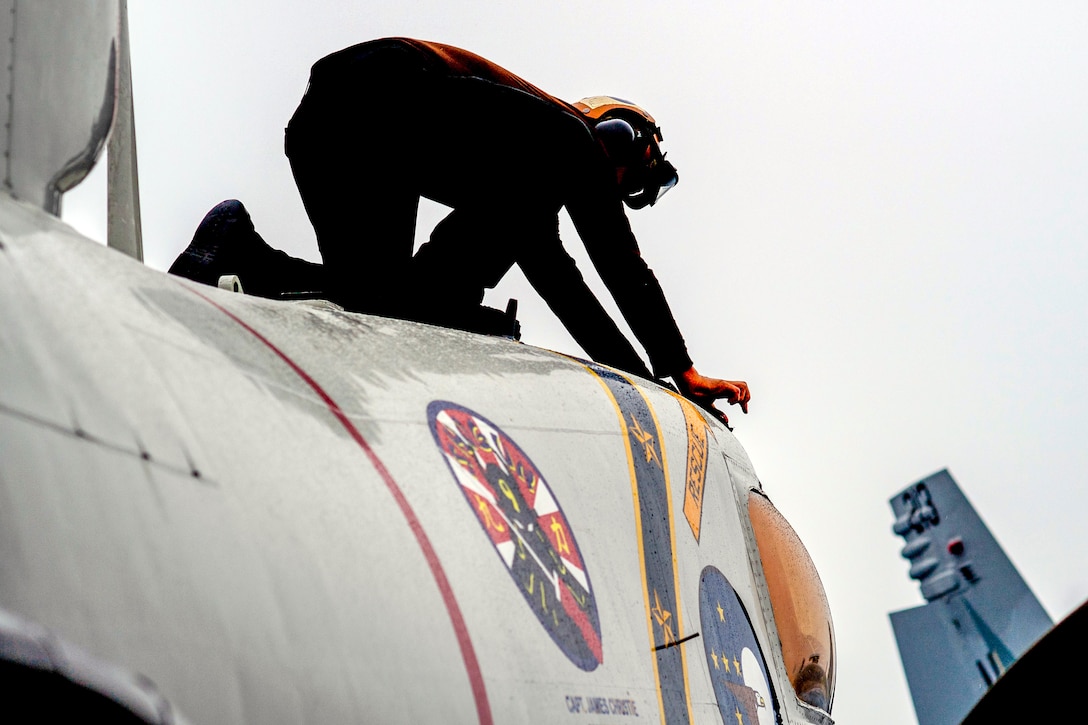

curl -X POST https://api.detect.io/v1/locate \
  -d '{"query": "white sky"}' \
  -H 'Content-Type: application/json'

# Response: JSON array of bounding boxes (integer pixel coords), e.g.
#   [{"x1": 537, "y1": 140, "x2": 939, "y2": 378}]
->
[{"x1": 63, "y1": 3, "x2": 1088, "y2": 723}]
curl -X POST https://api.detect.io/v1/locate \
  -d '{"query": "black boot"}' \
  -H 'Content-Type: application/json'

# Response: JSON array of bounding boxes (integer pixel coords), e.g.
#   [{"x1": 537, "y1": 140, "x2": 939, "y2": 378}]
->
[{"x1": 168, "y1": 200, "x2": 326, "y2": 299}]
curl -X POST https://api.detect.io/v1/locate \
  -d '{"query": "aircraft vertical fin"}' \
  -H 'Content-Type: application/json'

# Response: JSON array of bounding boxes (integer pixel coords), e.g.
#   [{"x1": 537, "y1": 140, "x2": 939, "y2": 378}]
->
[{"x1": 888, "y1": 469, "x2": 1052, "y2": 725}]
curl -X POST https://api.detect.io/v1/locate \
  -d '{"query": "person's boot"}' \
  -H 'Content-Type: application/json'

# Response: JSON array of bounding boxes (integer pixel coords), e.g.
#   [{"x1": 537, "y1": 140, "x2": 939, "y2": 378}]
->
[
  {"x1": 168, "y1": 199, "x2": 256, "y2": 287},
  {"x1": 168, "y1": 199, "x2": 326, "y2": 299}
]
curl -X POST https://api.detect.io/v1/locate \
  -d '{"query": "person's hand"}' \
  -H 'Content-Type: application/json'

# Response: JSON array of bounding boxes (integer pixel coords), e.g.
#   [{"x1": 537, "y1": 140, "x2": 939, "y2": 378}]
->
[{"x1": 672, "y1": 366, "x2": 750, "y2": 425}]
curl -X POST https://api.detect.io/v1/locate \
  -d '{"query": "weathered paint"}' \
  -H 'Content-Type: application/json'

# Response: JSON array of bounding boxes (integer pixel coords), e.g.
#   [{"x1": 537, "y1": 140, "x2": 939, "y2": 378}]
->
[{"x1": 0, "y1": 194, "x2": 833, "y2": 724}]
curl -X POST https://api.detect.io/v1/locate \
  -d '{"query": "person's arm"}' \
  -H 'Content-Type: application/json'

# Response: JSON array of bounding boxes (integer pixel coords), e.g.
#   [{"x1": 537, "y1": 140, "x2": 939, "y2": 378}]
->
[
  {"x1": 514, "y1": 215, "x2": 654, "y2": 380},
  {"x1": 566, "y1": 194, "x2": 692, "y2": 376},
  {"x1": 567, "y1": 186, "x2": 751, "y2": 423}
]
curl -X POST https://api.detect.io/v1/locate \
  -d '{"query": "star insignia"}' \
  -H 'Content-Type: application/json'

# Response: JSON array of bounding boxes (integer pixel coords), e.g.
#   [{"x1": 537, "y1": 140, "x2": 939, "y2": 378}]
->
[
  {"x1": 650, "y1": 590, "x2": 675, "y2": 645},
  {"x1": 628, "y1": 414, "x2": 662, "y2": 468}
]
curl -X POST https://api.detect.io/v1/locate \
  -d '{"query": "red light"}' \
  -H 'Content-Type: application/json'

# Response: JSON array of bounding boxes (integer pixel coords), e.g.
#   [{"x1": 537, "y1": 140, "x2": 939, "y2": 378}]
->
[{"x1": 947, "y1": 537, "x2": 965, "y2": 556}]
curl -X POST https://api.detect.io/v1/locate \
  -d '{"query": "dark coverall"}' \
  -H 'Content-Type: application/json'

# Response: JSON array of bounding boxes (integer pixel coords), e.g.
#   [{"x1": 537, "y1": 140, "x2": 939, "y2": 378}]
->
[{"x1": 285, "y1": 38, "x2": 693, "y2": 380}]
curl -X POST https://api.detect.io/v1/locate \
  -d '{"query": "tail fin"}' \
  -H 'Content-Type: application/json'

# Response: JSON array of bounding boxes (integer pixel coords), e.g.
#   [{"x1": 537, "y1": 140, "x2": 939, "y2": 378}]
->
[{"x1": 888, "y1": 469, "x2": 1052, "y2": 725}]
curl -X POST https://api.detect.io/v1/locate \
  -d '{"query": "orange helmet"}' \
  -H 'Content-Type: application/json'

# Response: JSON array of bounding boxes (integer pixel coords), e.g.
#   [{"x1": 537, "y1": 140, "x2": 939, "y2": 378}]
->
[
  {"x1": 574, "y1": 96, "x2": 678, "y2": 209},
  {"x1": 573, "y1": 96, "x2": 664, "y2": 141}
]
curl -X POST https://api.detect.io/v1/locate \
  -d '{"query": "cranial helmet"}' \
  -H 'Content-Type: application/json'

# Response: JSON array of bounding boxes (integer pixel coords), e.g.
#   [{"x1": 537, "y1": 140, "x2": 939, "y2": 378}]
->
[{"x1": 574, "y1": 96, "x2": 679, "y2": 209}]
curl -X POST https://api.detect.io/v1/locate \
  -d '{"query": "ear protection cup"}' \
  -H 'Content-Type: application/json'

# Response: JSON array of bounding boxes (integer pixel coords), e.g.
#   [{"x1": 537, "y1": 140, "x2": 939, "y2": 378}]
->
[{"x1": 594, "y1": 118, "x2": 640, "y2": 165}]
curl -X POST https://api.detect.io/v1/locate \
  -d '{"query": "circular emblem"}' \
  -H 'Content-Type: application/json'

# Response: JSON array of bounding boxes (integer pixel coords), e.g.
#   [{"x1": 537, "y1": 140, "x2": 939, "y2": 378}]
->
[
  {"x1": 699, "y1": 566, "x2": 778, "y2": 725},
  {"x1": 428, "y1": 401, "x2": 603, "y2": 671}
]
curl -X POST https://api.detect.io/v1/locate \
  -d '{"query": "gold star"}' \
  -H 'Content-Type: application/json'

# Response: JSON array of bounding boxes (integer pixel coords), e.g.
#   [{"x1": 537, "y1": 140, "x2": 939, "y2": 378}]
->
[
  {"x1": 733, "y1": 656, "x2": 741, "y2": 675},
  {"x1": 734, "y1": 707, "x2": 744, "y2": 725},
  {"x1": 723, "y1": 655, "x2": 730, "y2": 673},
  {"x1": 650, "y1": 590, "x2": 675, "y2": 645},
  {"x1": 711, "y1": 650, "x2": 719, "y2": 669},
  {"x1": 717, "y1": 601, "x2": 725, "y2": 621},
  {"x1": 628, "y1": 415, "x2": 662, "y2": 468}
]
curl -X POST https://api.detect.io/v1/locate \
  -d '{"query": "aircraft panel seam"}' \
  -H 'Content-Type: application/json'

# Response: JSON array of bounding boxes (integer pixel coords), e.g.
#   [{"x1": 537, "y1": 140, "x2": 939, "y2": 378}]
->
[
  {"x1": 2, "y1": 0, "x2": 15, "y2": 192},
  {"x1": 0, "y1": 400, "x2": 205, "y2": 480}
]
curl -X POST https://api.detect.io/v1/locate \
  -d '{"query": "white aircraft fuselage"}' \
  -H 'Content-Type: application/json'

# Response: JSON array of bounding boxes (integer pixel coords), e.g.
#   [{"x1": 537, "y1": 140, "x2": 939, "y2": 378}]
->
[{"x1": 0, "y1": 3, "x2": 835, "y2": 723}]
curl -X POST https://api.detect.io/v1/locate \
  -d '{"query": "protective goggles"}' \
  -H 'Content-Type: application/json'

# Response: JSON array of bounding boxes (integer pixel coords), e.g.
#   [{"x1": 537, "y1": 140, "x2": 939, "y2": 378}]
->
[{"x1": 623, "y1": 152, "x2": 679, "y2": 210}]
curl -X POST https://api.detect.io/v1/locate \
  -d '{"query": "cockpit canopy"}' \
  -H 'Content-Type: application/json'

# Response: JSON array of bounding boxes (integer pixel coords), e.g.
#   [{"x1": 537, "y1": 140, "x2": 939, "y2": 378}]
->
[{"x1": 748, "y1": 491, "x2": 836, "y2": 713}]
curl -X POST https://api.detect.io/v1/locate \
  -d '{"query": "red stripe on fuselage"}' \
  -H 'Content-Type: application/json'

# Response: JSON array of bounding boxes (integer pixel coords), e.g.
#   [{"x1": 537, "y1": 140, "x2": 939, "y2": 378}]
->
[{"x1": 186, "y1": 288, "x2": 493, "y2": 725}]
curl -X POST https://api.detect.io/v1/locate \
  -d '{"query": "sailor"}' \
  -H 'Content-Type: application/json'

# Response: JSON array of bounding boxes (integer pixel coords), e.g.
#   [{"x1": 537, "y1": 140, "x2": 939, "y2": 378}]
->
[{"x1": 171, "y1": 38, "x2": 750, "y2": 421}]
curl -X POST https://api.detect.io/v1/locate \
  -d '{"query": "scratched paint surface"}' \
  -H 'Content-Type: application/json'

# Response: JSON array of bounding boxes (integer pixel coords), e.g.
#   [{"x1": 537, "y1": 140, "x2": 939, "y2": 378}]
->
[
  {"x1": 428, "y1": 401, "x2": 603, "y2": 671},
  {"x1": 699, "y1": 566, "x2": 778, "y2": 725}
]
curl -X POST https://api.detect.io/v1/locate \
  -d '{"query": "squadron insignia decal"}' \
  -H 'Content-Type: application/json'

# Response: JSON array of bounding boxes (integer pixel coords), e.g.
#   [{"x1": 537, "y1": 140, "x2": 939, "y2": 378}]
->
[
  {"x1": 427, "y1": 401, "x2": 603, "y2": 671},
  {"x1": 699, "y1": 566, "x2": 777, "y2": 725}
]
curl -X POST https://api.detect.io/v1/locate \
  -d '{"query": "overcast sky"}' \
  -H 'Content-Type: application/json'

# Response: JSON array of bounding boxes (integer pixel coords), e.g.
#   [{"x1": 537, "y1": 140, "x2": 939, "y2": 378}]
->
[{"x1": 63, "y1": 3, "x2": 1088, "y2": 723}]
